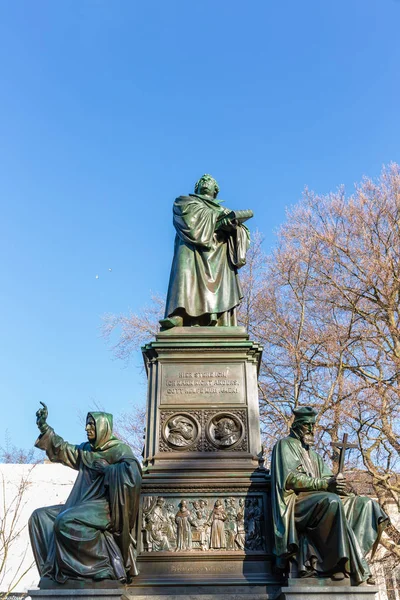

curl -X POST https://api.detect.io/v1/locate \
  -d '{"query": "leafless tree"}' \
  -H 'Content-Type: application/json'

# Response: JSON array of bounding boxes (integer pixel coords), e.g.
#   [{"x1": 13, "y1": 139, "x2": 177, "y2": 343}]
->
[
  {"x1": 250, "y1": 164, "x2": 400, "y2": 561},
  {"x1": 0, "y1": 467, "x2": 36, "y2": 599},
  {"x1": 102, "y1": 293, "x2": 164, "y2": 363},
  {"x1": 113, "y1": 403, "x2": 147, "y2": 460},
  {"x1": 0, "y1": 432, "x2": 41, "y2": 465}
]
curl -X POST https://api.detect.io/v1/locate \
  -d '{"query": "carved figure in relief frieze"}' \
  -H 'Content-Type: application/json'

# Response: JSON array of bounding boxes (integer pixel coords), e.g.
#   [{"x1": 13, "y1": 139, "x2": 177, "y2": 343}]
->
[
  {"x1": 145, "y1": 497, "x2": 170, "y2": 551},
  {"x1": 199, "y1": 499, "x2": 211, "y2": 548},
  {"x1": 244, "y1": 497, "x2": 255, "y2": 549},
  {"x1": 165, "y1": 503, "x2": 177, "y2": 544},
  {"x1": 235, "y1": 498, "x2": 245, "y2": 549},
  {"x1": 252, "y1": 498, "x2": 264, "y2": 547},
  {"x1": 175, "y1": 500, "x2": 193, "y2": 551},
  {"x1": 244, "y1": 497, "x2": 263, "y2": 550},
  {"x1": 224, "y1": 498, "x2": 238, "y2": 550},
  {"x1": 208, "y1": 500, "x2": 227, "y2": 549},
  {"x1": 190, "y1": 501, "x2": 209, "y2": 551},
  {"x1": 142, "y1": 496, "x2": 155, "y2": 552},
  {"x1": 245, "y1": 497, "x2": 263, "y2": 550}
]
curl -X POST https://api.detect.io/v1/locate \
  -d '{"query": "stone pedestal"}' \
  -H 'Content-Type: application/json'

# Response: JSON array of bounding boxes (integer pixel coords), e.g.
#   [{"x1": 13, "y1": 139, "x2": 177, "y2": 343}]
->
[
  {"x1": 281, "y1": 579, "x2": 378, "y2": 600},
  {"x1": 127, "y1": 327, "x2": 280, "y2": 598},
  {"x1": 29, "y1": 588, "x2": 124, "y2": 600}
]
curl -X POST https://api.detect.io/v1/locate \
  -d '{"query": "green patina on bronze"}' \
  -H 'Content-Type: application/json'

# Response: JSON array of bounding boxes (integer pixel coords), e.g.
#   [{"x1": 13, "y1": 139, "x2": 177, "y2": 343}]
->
[
  {"x1": 161, "y1": 174, "x2": 253, "y2": 329},
  {"x1": 270, "y1": 406, "x2": 388, "y2": 585},
  {"x1": 29, "y1": 403, "x2": 142, "y2": 586}
]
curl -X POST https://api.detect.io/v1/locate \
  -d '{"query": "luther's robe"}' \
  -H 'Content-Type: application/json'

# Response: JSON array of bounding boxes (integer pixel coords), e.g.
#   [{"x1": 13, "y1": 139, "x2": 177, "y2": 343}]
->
[
  {"x1": 270, "y1": 434, "x2": 388, "y2": 584},
  {"x1": 164, "y1": 194, "x2": 250, "y2": 325},
  {"x1": 29, "y1": 412, "x2": 142, "y2": 584}
]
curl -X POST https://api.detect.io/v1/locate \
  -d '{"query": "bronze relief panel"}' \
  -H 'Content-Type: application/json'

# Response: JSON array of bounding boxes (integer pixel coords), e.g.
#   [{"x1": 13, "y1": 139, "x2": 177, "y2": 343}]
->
[{"x1": 141, "y1": 495, "x2": 265, "y2": 553}]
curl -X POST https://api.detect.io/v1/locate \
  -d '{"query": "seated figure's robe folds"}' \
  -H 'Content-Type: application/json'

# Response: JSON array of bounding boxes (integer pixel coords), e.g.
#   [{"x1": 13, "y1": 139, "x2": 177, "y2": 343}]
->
[
  {"x1": 164, "y1": 194, "x2": 250, "y2": 325},
  {"x1": 29, "y1": 412, "x2": 142, "y2": 583},
  {"x1": 271, "y1": 434, "x2": 388, "y2": 584}
]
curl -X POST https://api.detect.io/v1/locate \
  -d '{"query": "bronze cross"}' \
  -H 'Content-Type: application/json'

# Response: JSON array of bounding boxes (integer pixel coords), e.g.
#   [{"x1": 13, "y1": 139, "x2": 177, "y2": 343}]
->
[{"x1": 331, "y1": 433, "x2": 358, "y2": 474}]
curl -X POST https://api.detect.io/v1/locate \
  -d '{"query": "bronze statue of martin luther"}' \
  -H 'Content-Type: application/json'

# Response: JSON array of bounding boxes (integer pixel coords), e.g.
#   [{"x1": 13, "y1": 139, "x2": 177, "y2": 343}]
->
[{"x1": 160, "y1": 174, "x2": 253, "y2": 329}]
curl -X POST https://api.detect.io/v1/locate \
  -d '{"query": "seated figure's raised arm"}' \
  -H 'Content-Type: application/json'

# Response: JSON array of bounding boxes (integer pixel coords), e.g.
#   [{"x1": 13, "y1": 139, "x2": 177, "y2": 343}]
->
[{"x1": 34, "y1": 402, "x2": 80, "y2": 469}]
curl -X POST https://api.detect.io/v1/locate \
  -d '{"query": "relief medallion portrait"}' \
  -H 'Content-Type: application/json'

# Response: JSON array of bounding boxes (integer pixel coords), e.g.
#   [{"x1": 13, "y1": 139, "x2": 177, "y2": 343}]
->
[
  {"x1": 163, "y1": 413, "x2": 200, "y2": 450},
  {"x1": 206, "y1": 412, "x2": 244, "y2": 449}
]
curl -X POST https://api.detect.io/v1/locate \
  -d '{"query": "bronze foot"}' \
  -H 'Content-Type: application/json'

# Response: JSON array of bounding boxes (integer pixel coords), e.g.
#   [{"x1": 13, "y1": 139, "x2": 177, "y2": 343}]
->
[{"x1": 159, "y1": 316, "x2": 183, "y2": 330}]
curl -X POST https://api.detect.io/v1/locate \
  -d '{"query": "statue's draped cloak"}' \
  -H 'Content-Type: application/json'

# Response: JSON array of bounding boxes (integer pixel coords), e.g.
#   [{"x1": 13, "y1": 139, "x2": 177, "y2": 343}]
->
[
  {"x1": 29, "y1": 412, "x2": 142, "y2": 583},
  {"x1": 164, "y1": 194, "x2": 250, "y2": 319},
  {"x1": 271, "y1": 435, "x2": 388, "y2": 584}
]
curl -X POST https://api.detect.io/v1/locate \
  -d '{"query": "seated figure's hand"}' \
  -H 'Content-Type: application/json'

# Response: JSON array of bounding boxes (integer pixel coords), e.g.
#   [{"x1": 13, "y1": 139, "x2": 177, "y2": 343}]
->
[
  {"x1": 91, "y1": 459, "x2": 109, "y2": 474},
  {"x1": 36, "y1": 402, "x2": 49, "y2": 434},
  {"x1": 327, "y1": 475, "x2": 347, "y2": 495}
]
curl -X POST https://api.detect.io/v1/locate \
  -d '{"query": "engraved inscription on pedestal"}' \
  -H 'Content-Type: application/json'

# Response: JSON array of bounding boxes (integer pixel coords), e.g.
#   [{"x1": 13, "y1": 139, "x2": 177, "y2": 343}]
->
[
  {"x1": 141, "y1": 495, "x2": 265, "y2": 553},
  {"x1": 161, "y1": 363, "x2": 245, "y2": 405},
  {"x1": 169, "y1": 562, "x2": 238, "y2": 574}
]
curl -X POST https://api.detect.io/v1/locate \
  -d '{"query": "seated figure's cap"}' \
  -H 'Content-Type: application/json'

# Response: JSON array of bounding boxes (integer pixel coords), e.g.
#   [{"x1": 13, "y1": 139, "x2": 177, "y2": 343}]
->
[{"x1": 292, "y1": 406, "x2": 318, "y2": 424}]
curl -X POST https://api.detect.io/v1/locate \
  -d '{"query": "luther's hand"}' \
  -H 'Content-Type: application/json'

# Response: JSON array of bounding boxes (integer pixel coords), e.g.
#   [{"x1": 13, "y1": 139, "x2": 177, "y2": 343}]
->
[
  {"x1": 327, "y1": 475, "x2": 347, "y2": 495},
  {"x1": 216, "y1": 217, "x2": 236, "y2": 232},
  {"x1": 36, "y1": 402, "x2": 49, "y2": 434}
]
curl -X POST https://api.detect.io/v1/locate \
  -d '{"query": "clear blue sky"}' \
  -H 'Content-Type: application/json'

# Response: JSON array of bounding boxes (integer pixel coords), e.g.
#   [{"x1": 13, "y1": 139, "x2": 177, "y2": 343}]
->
[{"x1": 1, "y1": 1, "x2": 399, "y2": 450}]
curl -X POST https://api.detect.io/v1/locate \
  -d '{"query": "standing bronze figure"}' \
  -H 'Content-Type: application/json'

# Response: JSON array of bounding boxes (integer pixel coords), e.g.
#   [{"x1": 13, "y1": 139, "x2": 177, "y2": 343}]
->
[
  {"x1": 161, "y1": 174, "x2": 253, "y2": 328},
  {"x1": 270, "y1": 406, "x2": 388, "y2": 585},
  {"x1": 29, "y1": 403, "x2": 142, "y2": 585}
]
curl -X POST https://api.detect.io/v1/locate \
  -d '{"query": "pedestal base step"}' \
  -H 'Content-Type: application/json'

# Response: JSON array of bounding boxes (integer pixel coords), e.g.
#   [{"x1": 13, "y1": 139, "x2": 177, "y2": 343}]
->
[
  {"x1": 124, "y1": 595, "x2": 278, "y2": 600},
  {"x1": 29, "y1": 586, "x2": 281, "y2": 600},
  {"x1": 123, "y1": 585, "x2": 281, "y2": 600},
  {"x1": 280, "y1": 583, "x2": 378, "y2": 600},
  {"x1": 29, "y1": 588, "x2": 124, "y2": 600}
]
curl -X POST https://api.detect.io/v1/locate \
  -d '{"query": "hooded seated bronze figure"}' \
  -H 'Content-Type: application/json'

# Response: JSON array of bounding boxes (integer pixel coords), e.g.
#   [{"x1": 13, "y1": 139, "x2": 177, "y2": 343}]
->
[
  {"x1": 270, "y1": 406, "x2": 388, "y2": 585},
  {"x1": 29, "y1": 403, "x2": 142, "y2": 586}
]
